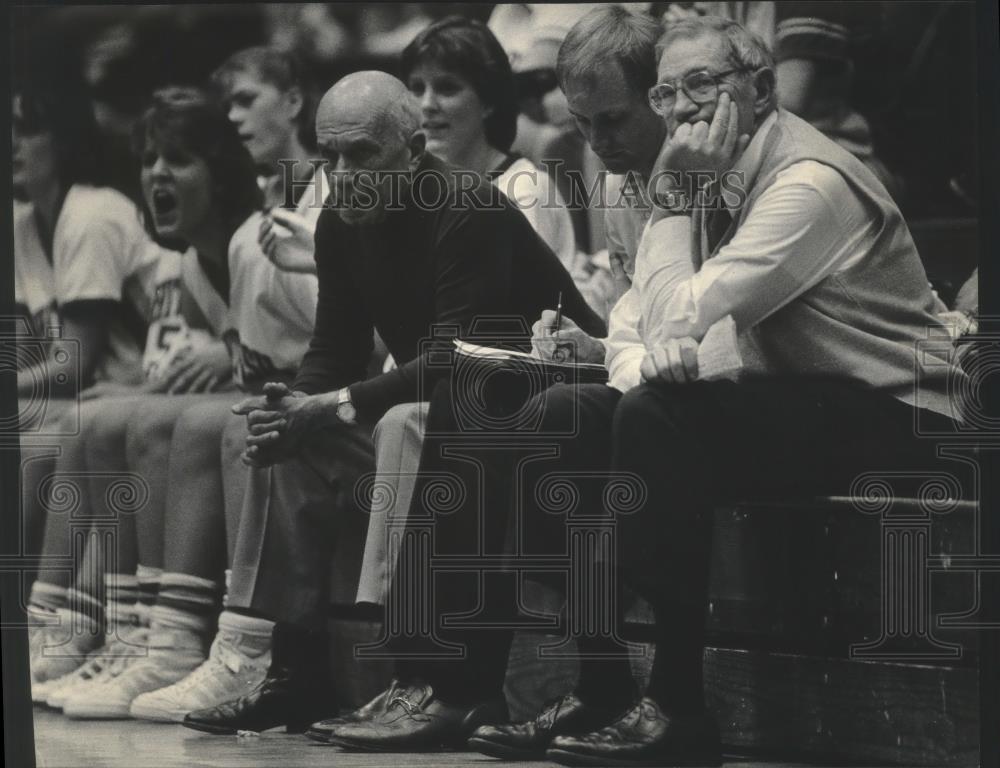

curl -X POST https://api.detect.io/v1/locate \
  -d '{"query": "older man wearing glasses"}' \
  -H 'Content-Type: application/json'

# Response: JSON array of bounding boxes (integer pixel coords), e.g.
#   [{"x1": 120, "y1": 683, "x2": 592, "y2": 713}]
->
[{"x1": 464, "y1": 13, "x2": 966, "y2": 768}]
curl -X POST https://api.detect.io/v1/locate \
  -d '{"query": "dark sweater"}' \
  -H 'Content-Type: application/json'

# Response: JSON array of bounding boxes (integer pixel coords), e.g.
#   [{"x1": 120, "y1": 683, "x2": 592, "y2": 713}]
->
[{"x1": 293, "y1": 153, "x2": 605, "y2": 420}]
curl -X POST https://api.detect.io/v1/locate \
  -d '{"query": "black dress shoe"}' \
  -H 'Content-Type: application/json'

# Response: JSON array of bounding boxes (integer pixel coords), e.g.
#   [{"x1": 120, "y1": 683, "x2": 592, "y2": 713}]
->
[
  {"x1": 304, "y1": 678, "x2": 402, "y2": 743},
  {"x1": 545, "y1": 697, "x2": 721, "y2": 767},
  {"x1": 183, "y1": 623, "x2": 337, "y2": 735},
  {"x1": 467, "y1": 692, "x2": 625, "y2": 760},
  {"x1": 324, "y1": 681, "x2": 509, "y2": 752}
]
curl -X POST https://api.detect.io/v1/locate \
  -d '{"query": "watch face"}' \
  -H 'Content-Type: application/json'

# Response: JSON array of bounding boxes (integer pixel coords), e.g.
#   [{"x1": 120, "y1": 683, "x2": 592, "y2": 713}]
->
[{"x1": 338, "y1": 402, "x2": 357, "y2": 423}]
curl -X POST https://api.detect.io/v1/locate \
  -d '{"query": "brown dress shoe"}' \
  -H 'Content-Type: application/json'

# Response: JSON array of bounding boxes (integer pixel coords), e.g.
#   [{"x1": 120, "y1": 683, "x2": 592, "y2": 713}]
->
[
  {"x1": 325, "y1": 680, "x2": 508, "y2": 752},
  {"x1": 304, "y1": 678, "x2": 402, "y2": 743},
  {"x1": 468, "y1": 692, "x2": 627, "y2": 760},
  {"x1": 546, "y1": 697, "x2": 722, "y2": 767}
]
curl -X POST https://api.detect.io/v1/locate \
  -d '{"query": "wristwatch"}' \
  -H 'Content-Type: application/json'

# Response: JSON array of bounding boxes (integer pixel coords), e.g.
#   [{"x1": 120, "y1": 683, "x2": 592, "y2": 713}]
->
[
  {"x1": 653, "y1": 188, "x2": 691, "y2": 214},
  {"x1": 336, "y1": 387, "x2": 357, "y2": 424}
]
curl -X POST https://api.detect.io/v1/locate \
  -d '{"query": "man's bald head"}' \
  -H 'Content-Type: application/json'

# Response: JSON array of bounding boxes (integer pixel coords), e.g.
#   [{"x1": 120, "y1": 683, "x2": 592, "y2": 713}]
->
[
  {"x1": 316, "y1": 71, "x2": 421, "y2": 149},
  {"x1": 315, "y1": 71, "x2": 425, "y2": 225}
]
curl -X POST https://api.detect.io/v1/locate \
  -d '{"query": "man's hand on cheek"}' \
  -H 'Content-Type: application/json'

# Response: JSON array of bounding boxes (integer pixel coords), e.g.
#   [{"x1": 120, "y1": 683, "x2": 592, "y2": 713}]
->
[{"x1": 649, "y1": 92, "x2": 751, "y2": 206}]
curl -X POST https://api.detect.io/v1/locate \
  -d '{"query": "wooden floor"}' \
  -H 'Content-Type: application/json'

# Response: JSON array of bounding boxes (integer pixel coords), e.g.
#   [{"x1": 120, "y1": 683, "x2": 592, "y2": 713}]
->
[{"x1": 33, "y1": 708, "x2": 817, "y2": 768}]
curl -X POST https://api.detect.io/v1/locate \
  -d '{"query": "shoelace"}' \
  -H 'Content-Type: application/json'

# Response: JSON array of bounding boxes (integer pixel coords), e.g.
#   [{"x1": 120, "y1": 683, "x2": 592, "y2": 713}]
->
[
  {"x1": 164, "y1": 658, "x2": 227, "y2": 695},
  {"x1": 637, "y1": 699, "x2": 660, "y2": 721},
  {"x1": 63, "y1": 647, "x2": 117, "y2": 684},
  {"x1": 388, "y1": 694, "x2": 424, "y2": 717},
  {"x1": 534, "y1": 695, "x2": 569, "y2": 728},
  {"x1": 606, "y1": 701, "x2": 644, "y2": 731},
  {"x1": 167, "y1": 640, "x2": 265, "y2": 695},
  {"x1": 38, "y1": 623, "x2": 137, "y2": 684}
]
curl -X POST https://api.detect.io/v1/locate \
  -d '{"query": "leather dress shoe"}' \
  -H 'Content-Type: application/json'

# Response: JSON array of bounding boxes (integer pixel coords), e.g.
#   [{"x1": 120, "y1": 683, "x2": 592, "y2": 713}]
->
[
  {"x1": 467, "y1": 692, "x2": 624, "y2": 760},
  {"x1": 183, "y1": 623, "x2": 336, "y2": 735},
  {"x1": 324, "y1": 680, "x2": 509, "y2": 752},
  {"x1": 545, "y1": 697, "x2": 721, "y2": 767},
  {"x1": 304, "y1": 678, "x2": 402, "y2": 743}
]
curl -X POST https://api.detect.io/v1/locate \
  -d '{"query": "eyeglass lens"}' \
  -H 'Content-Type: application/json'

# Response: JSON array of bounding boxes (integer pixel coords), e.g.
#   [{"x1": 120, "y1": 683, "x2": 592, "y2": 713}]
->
[{"x1": 651, "y1": 72, "x2": 721, "y2": 112}]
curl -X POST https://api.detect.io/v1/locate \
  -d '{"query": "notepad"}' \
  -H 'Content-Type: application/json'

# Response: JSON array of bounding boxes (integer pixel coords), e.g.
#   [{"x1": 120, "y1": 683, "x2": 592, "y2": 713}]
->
[{"x1": 453, "y1": 339, "x2": 609, "y2": 383}]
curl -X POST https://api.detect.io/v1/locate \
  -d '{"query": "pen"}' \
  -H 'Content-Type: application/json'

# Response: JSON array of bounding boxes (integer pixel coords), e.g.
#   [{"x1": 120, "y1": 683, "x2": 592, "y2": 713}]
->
[{"x1": 553, "y1": 291, "x2": 563, "y2": 337}]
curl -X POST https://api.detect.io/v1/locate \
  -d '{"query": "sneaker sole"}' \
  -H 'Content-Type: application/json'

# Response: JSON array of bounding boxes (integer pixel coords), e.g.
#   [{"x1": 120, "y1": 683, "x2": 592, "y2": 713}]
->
[
  {"x1": 129, "y1": 701, "x2": 188, "y2": 723},
  {"x1": 45, "y1": 680, "x2": 100, "y2": 710},
  {"x1": 45, "y1": 693, "x2": 73, "y2": 710},
  {"x1": 63, "y1": 702, "x2": 132, "y2": 720}
]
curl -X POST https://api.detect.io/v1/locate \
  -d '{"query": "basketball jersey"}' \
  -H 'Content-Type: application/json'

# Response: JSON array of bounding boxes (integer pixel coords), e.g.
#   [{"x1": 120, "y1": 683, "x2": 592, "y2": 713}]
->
[
  {"x1": 13, "y1": 200, "x2": 59, "y2": 336},
  {"x1": 142, "y1": 249, "x2": 229, "y2": 383},
  {"x1": 223, "y1": 168, "x2": 326, "y2": 389},
  {"x1": 13, "y1": 186, "x2": 165, "y2": 384}
]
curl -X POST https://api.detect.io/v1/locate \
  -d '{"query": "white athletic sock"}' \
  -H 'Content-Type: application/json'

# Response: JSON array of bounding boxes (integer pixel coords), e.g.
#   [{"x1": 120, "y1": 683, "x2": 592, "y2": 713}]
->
[
  {"x1": 152, "y1": 572, "x2": 222, "y2": 634},
  {"x1": 216, "y1": 610, "x2": 274, "y2": 657},
  {"x1": 29, "y1": 581, "x2": 67, "y2": 615},
  {"x1": 105, "y1": 572, "x2": 140, "y2": 629},
  {"x1": 136, "y1": 565, "x2": 163, "y2": 609},
  {"x1": 65, "y1": 587, "x2": 104, "y2": 634}
]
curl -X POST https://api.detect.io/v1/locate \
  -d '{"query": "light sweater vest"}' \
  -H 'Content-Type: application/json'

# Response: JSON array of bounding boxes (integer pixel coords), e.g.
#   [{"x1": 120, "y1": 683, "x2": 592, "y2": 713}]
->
[{"x1": 699, "y1": 109, "x2": 963, "y2": 420}]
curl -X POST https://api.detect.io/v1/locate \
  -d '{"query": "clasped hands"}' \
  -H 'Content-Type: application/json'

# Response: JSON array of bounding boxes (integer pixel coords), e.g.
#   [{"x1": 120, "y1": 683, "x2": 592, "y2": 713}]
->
[{"x1": 232, "y1": 382, "x2": 328, "y2": 468}]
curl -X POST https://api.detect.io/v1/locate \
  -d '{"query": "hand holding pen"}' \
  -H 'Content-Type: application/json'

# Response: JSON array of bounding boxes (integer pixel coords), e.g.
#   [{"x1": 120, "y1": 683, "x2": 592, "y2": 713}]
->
[{"x1": 551, "y1": 292, "x2": 567, "y2": 362}]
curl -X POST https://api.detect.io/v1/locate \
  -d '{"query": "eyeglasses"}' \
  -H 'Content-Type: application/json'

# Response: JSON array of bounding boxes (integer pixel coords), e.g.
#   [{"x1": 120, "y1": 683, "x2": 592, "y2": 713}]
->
[{"x1": 647, "y1": 68, "x2": 748, "y2": 115}]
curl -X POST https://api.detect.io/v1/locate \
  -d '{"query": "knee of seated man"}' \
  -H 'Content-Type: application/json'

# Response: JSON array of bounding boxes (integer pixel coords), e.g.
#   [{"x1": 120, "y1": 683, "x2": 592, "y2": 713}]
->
[
  {"x1": 613, "y1": 382, "x2": 689, "y2": 437},
  {"x1": 533, "y1": 383, "x2": 581, "y2": 433},
  {"x1": 373, "y1": 402, "x2": 426, "y2": 445}
]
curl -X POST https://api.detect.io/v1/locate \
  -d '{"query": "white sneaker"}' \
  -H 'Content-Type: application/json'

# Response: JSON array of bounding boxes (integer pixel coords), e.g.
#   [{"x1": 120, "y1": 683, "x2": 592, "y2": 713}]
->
[
  {"x1": 32, "y1": 674, "x2": 64, "y2": 705},
  {"x1": 62, "y1": 627, "x2": 205, "y2": 720},
  {"x1": 30, "y1": 609, "x2": 102, "y2": 683},
  {"x1": 129, "y1": 633, "x2": 271, "y2": 722},
  {"x1": 45, "y1": 626, "x2": 150, "y2": 710}
]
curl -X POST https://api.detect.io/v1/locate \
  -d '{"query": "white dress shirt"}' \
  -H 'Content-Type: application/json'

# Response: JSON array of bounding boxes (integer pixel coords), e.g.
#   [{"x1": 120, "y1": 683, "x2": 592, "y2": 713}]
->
[{"x1": 605, "y1": 110, "x2": 877, "y2": 393}]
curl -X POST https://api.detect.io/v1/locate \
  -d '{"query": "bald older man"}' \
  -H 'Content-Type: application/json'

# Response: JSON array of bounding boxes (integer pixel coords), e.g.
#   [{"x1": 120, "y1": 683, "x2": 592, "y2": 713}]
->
[{"x1": 181, "y1": 72, "x2": 604, "y2": 735}]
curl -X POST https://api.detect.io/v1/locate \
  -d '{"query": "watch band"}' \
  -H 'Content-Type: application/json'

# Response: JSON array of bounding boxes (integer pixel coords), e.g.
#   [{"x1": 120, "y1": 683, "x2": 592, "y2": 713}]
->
[{"x1": 335, "y1": 387, "x2": 357, "y2": 424}]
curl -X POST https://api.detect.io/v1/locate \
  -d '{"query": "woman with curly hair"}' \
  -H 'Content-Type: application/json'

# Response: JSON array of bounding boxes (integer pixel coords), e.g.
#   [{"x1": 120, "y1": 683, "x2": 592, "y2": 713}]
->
[{"x1": 28, "y1": 86, "x2": 267, "y2": 718}]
